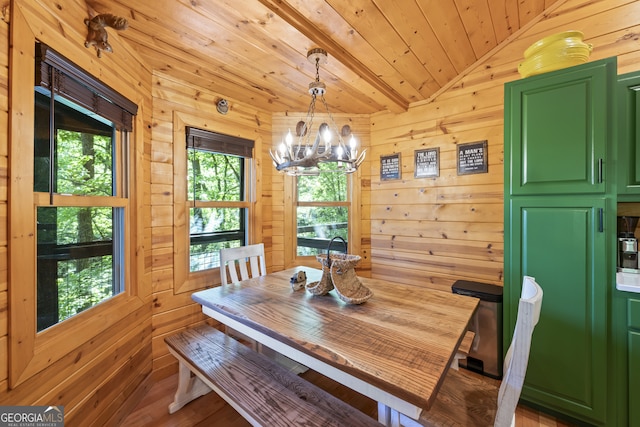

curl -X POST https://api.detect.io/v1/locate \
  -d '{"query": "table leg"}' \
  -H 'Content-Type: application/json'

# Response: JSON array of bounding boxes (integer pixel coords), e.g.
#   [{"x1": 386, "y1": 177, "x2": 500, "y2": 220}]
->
[
  {"x1": 378, "y1": 402, "x2": 426, "y2": 427},
  {"x1": 377, "y1": 402, "x2": 401, "y2": 427}
]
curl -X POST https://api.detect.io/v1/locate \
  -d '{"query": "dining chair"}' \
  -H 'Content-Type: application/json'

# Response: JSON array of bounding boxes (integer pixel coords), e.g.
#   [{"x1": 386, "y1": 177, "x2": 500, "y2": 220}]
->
[
  {"x1": 218, "y1": 244, "x2": 307, "y2": 373},
  {"x1": 414, "y1": 275, "x2": 544, "y2": 427},
  {"x1": 219, "y1": 243, "x2": 267, "y2": 286},
  {"x1": 219, "y1": 244, "x2": 267, "y2": 350}
]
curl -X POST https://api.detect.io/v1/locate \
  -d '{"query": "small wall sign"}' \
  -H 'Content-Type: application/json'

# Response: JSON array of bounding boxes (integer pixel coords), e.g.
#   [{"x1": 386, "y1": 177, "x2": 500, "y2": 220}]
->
[
  {"x1": 414, "y1": 148, "x2": 439, "y2": 178},
  {"x1": 457, "y1": 140, "x2": 488, "y2": 175},
  {"x1": 380, "y1": 153, "x2": 401, "y2": 180}
]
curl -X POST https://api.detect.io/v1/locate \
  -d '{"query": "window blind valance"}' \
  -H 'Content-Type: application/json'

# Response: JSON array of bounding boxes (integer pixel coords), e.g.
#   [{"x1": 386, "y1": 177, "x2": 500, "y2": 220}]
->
[
  {"x1": 35, "y1": 42, "x2": 138, "y2": 131},
  {"x1": 186, "y1": 127, "x2": 254, "y2": 158}
]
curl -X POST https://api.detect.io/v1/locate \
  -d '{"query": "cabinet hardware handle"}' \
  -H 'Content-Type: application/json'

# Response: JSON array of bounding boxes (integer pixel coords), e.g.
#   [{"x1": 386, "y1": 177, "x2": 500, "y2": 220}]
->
[
  {"x1": 598, "y1": 208, "x2": 604, "y2": 232},
  {"x1": 598, "y1": 158, "x2": 603, "y2": 183}
]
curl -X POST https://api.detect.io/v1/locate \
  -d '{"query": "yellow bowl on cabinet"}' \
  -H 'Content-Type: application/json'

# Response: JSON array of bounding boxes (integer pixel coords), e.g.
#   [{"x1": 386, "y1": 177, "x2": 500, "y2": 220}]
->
[
  {"x1": 519, "y1": 30, "x2": 593, "y2": 78},
  {"x1": 523, "y1": 30, "x2": 585, "y2": 58}
]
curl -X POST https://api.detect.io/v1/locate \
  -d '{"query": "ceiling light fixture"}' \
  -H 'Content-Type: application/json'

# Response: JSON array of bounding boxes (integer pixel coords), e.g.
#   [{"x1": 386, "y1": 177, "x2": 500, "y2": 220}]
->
[{"x1": 269, "y1": 48, "x2": 366, "y2": 176}]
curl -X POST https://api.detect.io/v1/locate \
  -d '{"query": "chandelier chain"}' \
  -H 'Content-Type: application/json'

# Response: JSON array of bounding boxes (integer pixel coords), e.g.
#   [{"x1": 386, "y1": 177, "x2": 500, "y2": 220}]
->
[{"x1": 304, "y1": 90, "x2": 316, "y2": 148}]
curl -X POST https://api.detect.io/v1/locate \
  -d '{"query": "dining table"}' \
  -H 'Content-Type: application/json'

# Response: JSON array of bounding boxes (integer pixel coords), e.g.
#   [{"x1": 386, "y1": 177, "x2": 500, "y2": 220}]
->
[{"x1": 191, "y1": 266, "x2": 480, "y2": 426}]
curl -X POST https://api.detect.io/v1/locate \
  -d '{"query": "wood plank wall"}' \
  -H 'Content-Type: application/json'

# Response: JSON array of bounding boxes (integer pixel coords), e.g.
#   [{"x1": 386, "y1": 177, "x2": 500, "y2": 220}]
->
[
  {"x1": 0, "y1": 1, "x2": 154, "y2": 426},
  {"x1": 0, "y1": 0, "x2": 638, "y2": 426},
  {"x1": 365, "y1": 0, "x2": 640, "y2": 293}
]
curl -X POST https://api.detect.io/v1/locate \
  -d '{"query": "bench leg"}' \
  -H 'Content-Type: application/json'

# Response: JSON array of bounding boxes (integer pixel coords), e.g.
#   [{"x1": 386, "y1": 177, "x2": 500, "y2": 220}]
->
[{"x1": 168, "y1": 361, "x2": 212, "y2": 414}]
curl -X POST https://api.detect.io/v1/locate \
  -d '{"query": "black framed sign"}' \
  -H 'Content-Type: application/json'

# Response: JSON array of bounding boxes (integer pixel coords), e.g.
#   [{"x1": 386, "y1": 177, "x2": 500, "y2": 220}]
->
[
  {"x1": 414, "y1": 148, "x2": 439, "y2": 178},
  {"x1": 457, "y1": 140, "x2": 488, "y2": 175},
  {"x1": 380, "y1": 153, "x2": 401, "y2": 180}
]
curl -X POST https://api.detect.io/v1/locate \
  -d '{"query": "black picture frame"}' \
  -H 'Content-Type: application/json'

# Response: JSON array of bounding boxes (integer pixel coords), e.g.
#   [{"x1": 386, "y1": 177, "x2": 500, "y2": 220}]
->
[
  {"x1": 457, "y1": 140, "x2": 488, "y2": 175},
  {"x1": 380, "y1": 153, "x2": 401, "y2": 181},
  {"x1": 414, "y1": 148, "x2": 439, "y2": 178}
]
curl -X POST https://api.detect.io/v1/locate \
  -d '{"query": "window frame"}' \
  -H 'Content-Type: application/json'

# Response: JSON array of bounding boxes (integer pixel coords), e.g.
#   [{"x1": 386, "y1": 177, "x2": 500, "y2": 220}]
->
[
  {"x1": 284, "y1": 171, "x2": 362, "y2": 269},
  {"x1": 9, "y1": 10, "x2": 144, "y2": 389},
  {"x1": 33, "y1": 90, "x2": 127, "y2": 331},
  {"x1": 173, "y1": 113, "x2": 258, "y2": 294},
  {"x1": 186, "y1": 128, "x2": 250, "y2": 272}
]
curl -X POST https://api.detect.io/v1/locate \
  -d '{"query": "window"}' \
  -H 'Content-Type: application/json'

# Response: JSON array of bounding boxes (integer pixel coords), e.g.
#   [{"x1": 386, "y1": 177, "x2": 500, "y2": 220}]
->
[
  {"x1": 296, "y1": 162, "x2": 350, "y2": 256},
  {"x1": 33, "y1": 43, "x2": 136, "y2": 331},
  {"x1": 186, "y1": 127, "x2": 253, "y2": 271},
  {"x1": 9, "y1": 25, "x2": 141, "y2": 387}
]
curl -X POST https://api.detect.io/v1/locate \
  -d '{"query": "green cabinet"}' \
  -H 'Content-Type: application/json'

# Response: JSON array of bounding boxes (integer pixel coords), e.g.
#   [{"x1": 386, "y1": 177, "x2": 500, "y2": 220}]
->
[
  {"x1": 629, "y1": 330, "x2": 640, "y2": 426},
  {"x1": 617, "y1": 72, "x2": 640, "y2": 427},
  {"x1": 506, "y1": 60, "x2": 612, "y2": 196},
  {"x1": 618, "y1": 72, "x2": 640, "y2": 197},
  {"x1": 505, "y1": 197, "x2": 609, "y2": 423},
  {"x1": 629, "y1": 299, "x2": 640, "y2": 427},
  {"x1": 504, "y1": 57, "x2": 616, "y2": 425}
]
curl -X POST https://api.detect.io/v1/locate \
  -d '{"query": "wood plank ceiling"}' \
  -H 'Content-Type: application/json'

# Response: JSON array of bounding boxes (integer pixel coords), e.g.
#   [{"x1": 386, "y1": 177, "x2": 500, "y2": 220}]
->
[{"x1": 87, "y1": 0, "x2": 559, "y2": 114}]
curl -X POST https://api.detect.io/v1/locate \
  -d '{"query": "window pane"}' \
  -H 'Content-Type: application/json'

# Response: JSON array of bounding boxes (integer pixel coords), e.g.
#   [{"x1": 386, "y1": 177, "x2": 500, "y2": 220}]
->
[
  {"x1": 187, "y1": 149, "x2": 243, "y2": 201},
  {"x1": 36, "y1": 207, "x2": 120, "y2": 331},
  {"x1": 297, "y1": 206, "x2": 348, "y2": 256},
  {"x1": 297, "y1": 163, "x2": 347, "y2": 202},
  {"x1": 34, "y1": 91, "x2": 114, "y2": 195},
  {"x1": 190, "y1": 207, "x2": 245, "y2": 271}
]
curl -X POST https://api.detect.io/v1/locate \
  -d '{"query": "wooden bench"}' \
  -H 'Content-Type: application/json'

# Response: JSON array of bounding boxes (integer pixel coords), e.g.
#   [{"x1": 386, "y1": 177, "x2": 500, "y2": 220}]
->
[{"x1": 165, "y1": 324, "x2": 382, "y2": 427}]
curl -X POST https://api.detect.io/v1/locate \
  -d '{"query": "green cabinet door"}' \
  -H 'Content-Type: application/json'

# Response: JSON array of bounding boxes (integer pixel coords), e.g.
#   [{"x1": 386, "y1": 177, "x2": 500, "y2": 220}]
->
[
  {"x1": 505, "y1": 197, "x2": 608, "y2": 424},
  {"x1": 629, "y1": 330, "x2": 640, "y2": 427},
  {"x1": 504, "y1": 58, "x2": 616, "y2": 196},
  {"x1": 617, "y1": 72, "x2": 640, "y2": 197},
  {"x1": 628, "y1": 299, "x2": 640, "y2": 427}
]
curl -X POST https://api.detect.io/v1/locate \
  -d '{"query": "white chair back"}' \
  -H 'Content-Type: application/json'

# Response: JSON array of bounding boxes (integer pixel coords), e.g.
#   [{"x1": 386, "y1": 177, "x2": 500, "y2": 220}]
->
[
  {"x1": 220, "y1": 243, "x2": 267, "y2": 285},
  {"x1": 494, "y1": 275, "x2": 543, "y2": 427}
]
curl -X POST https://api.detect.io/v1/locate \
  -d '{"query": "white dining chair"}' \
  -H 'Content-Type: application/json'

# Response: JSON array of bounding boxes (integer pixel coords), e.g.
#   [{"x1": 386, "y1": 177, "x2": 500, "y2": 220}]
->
[
  {"x1": 402, "y1": 275, "x2": 543, "y2": 427},
  {"x1": 218, "y1": 243, "x2": 307, "y2": 373},
  {"x1": 219, "y1": 243, "x2": 267, "y2": 286},
  {"x1": 219, "y1": 244, "x2": 267, "y2": 350}
]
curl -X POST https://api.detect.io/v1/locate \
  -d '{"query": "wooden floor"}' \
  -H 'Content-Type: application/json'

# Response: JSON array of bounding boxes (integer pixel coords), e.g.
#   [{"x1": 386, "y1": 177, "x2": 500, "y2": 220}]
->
[{"x1": 121, "y1": 368, "x2": 579, "y2": 427}]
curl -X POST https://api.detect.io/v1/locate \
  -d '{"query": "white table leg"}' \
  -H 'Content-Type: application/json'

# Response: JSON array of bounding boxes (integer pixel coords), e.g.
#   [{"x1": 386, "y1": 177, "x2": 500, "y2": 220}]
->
[
  {"x1": 378, "y1": 402, "x2": 426, "y2": 427},
  {"x1": 399, "y1": 413, "x2": 424, "y2": 427},
  {"x1": 377, "y1": 402, "x2": 401, "y2": 427}
]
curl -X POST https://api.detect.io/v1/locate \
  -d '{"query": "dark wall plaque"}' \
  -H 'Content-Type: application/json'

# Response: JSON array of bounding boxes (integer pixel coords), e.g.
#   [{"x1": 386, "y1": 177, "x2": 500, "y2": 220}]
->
[
  {"x1": 457, "y1": 140, "x2": 488, "y2": 175},
  {"x1": 380, "y1": 153, "x2": 401, "y2": 180},
  {"x1": 414, "y1": 148, "x2": 439, "y2": 178}
]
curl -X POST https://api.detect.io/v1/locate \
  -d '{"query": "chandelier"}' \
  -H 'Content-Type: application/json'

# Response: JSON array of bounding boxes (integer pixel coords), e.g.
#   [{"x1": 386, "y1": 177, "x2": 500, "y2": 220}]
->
[{"x1": 269, "y1": 48, "x2": 366, "y2": 176}]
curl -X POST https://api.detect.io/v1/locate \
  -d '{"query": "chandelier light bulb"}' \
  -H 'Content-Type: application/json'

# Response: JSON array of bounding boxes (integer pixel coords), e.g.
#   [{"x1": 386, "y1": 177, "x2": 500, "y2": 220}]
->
[
  {"x1": 350, "y1": 135, "x2": 357, "y2": 158},
  {"x1": 337, "y1": 145, "x2": 344, "y2": 159},
  {"x1": 323, "y1": 128, "x2": 332, "y2": 144},
  {"x1": 285, "y1": 129, "x2": 293, "y2": 146}
]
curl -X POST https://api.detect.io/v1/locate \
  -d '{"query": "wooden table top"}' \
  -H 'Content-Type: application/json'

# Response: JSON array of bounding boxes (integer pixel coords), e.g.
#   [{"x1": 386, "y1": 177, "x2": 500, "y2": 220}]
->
[{"x1": 192, "y1": 267, "x2": 479, "y2": 414}]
